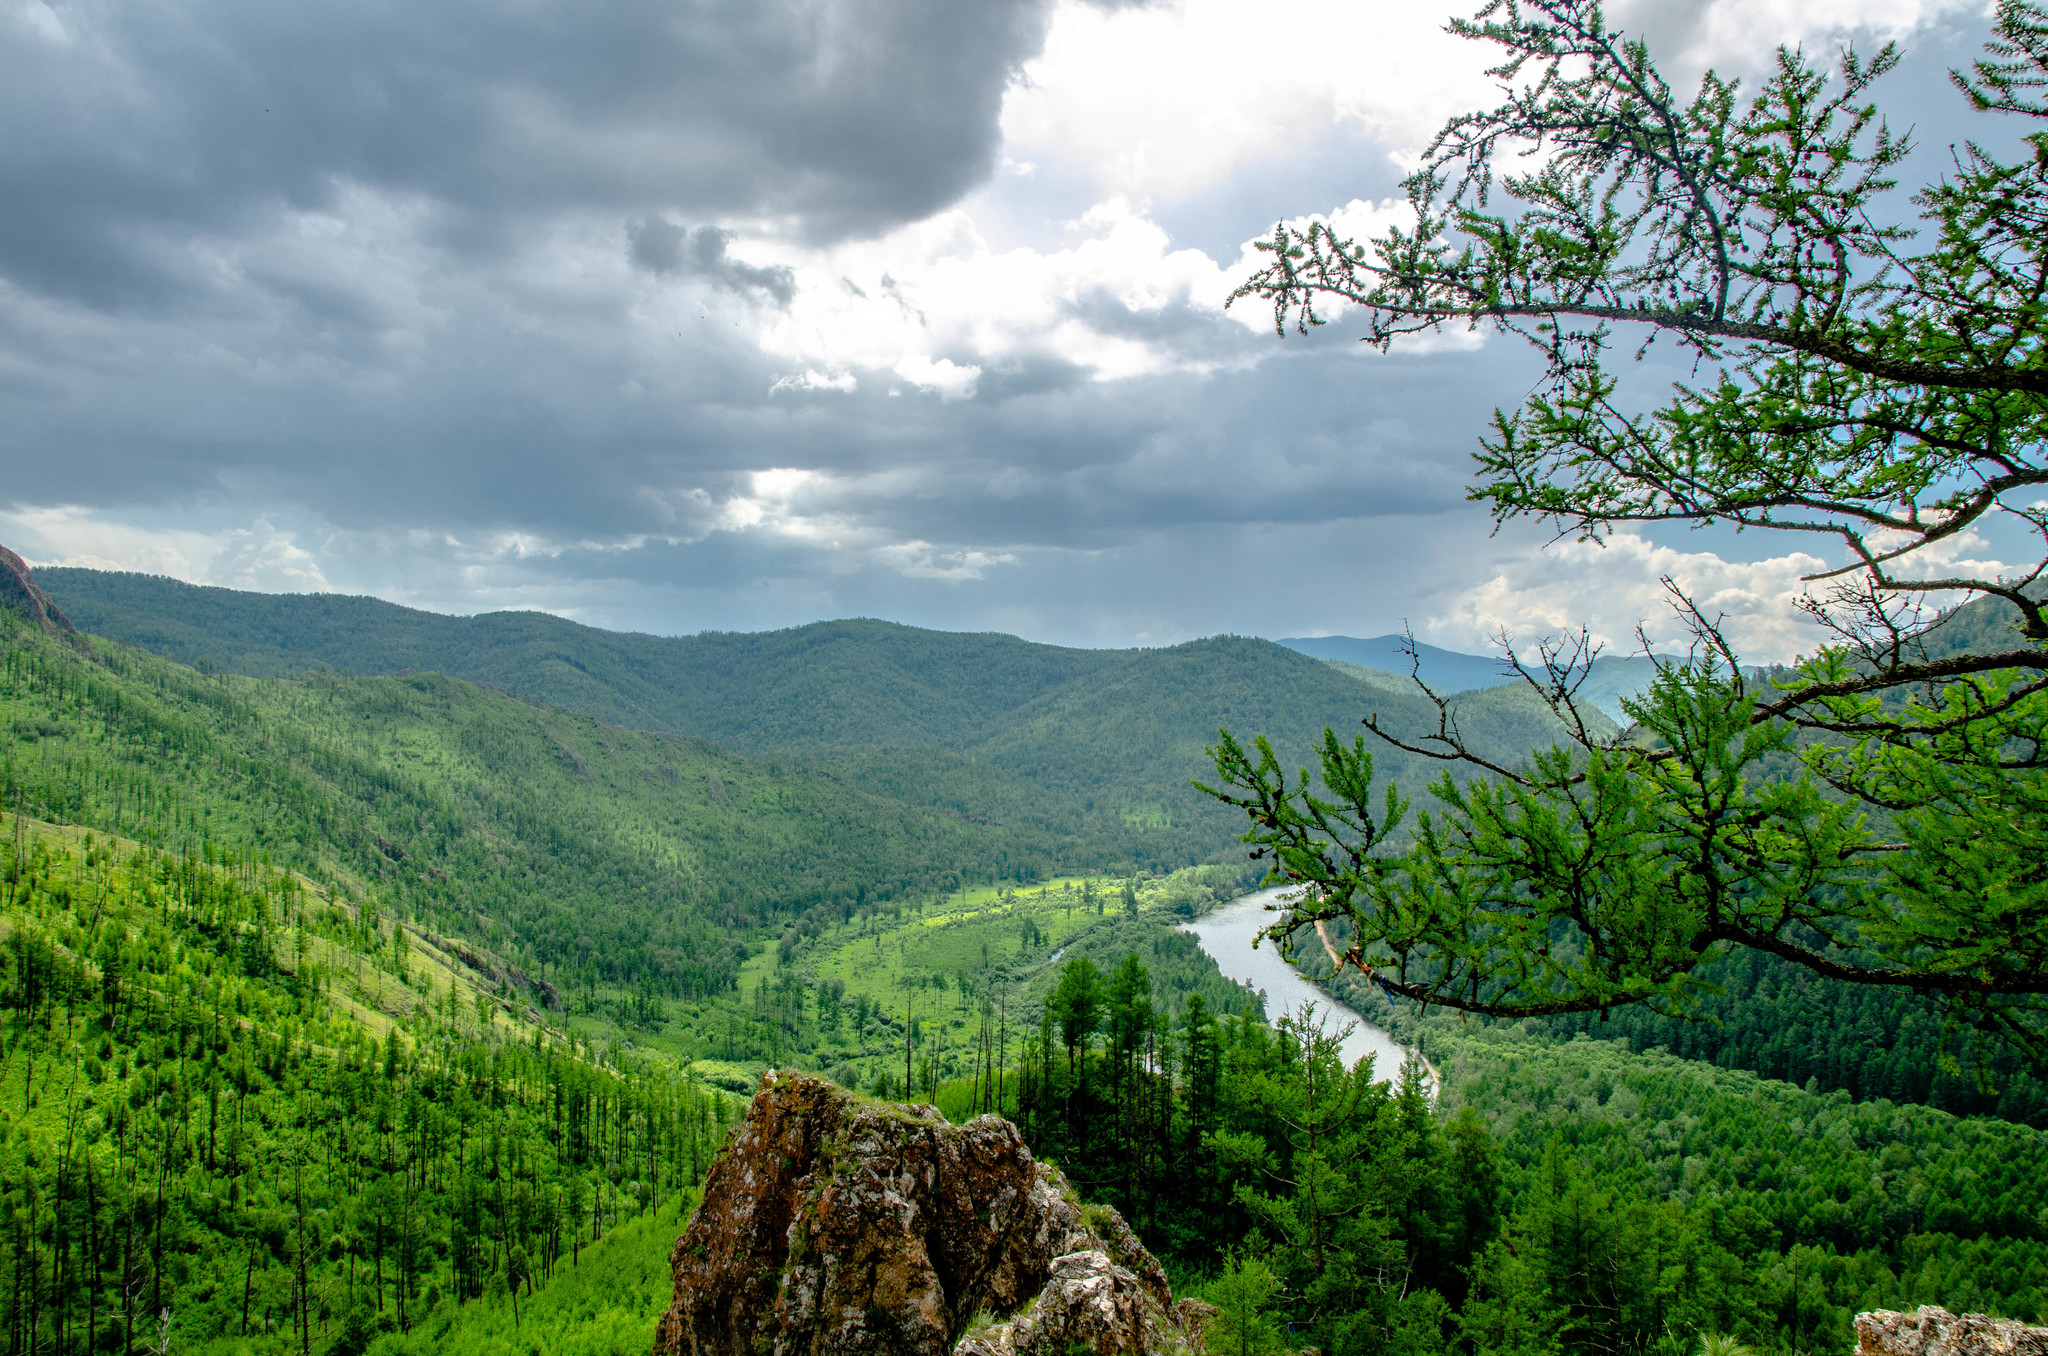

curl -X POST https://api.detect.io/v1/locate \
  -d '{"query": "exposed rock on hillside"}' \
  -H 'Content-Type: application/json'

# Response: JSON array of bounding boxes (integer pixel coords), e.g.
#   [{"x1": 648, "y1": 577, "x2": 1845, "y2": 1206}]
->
[
  {"x1": 1857, "y1": 1306, "x2": 2048, "y2": 1356},
  {"x1": 652, "y1": 1071, "x2": 1207, "y2": 1356},
  {"x1": 0, "y1": 546, "x2": 76, "y2": 637},
  {"x1": 955, "y1": 1250, "x2": 1215, "y2": 1356}
]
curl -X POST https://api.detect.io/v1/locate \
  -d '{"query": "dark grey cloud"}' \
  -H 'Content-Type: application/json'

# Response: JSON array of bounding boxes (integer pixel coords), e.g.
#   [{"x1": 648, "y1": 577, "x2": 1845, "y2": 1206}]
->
[
  {"x1": 628, "y1": 221, "x2": 796, "y2": 304},
  {"x1": 0, "y1": 263, "x2": 1527, "y2": 559},
  {"x1": 0, "y1": 0, "x2": 1055, "y2": 308},
  {"x1": 2, "y1": 0, "x2": 2000, "y2": 651}
]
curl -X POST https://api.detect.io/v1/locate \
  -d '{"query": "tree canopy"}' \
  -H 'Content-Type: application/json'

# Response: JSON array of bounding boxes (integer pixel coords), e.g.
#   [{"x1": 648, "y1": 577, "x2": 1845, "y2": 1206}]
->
[{"x1": 1204, "y1": 0, "x2": 2048, "y2": 1063}]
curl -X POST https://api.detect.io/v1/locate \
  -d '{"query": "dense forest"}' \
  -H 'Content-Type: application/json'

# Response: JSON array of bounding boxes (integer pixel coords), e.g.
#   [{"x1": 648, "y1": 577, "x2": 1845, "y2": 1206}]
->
[
  {"x1": 894, "y1": 944, "x2": 2048, "y2": 1355},
  {"x1": 0, "y1": 811, "x2": 740, "y2": 1356},
  {"x1": 1537, "y1": 950, "x2": 2048, "y2": 1130}
]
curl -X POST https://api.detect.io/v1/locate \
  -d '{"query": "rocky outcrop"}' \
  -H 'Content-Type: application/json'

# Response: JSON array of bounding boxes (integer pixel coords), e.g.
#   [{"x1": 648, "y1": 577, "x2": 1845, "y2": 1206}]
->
[
  {"x1": 652, "y1": 1071, "x2": 1208, "y2": 1356},
  {"x1": 1856, "y1": 1306, "x2": 2048, "y2": 1356},
  {"x1": 955, "y1": 1251, "x2": 1208, "y2": 1356},
  {"x1": 0, "y1": 546, "x2": 75, "y2": 636}
]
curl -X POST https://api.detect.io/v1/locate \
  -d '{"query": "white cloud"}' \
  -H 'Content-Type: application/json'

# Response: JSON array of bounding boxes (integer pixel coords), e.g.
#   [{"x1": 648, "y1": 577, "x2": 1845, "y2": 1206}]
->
[
  {"x1": 6, "y1": 508, "x2": 332, "y2": 592},
  {"x1": 893, "y1": 354, "x2": 981, "y2": 400},
  {"x1": 1423, "y1": 522, "x2": 2023, "y2": 664},
  {"x1": 1423, "y1": 531, "x2": 1833, "y2": 662},
  {"x1": 625, "y1": 467, "x2": 1031, "y2": 582},
  {"x1": 732, "y1": 0, "x2": 1969, "y2": 389},
  {"x1": 1613, "y1": 0, "x2": 1988, "y2": 72},
  {"x1": 876, "y1": 542, "x2": 1020, "y2": 581},
  {"x1": 1000, "y1": 0, "x2": 1975, "y2": 207},
  {"x1": 1002, "y1": 0, "x2": 1497, "y2": 203},
  {"x1": 1860, "y1": 525, "x2": 2014, "y2": 583},
  {"x1": 769, "y1": 368, "x2": 859, "y2": 395},
  {"x1": 752, "y1": 197, "x2": 1242, "y2": 383}
]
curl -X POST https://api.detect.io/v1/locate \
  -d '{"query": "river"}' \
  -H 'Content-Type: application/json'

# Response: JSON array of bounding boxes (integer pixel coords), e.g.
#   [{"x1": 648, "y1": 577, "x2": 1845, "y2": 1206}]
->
[{"x1": 1183, "y1": 887, "x2": 1418, "y2": 1082}]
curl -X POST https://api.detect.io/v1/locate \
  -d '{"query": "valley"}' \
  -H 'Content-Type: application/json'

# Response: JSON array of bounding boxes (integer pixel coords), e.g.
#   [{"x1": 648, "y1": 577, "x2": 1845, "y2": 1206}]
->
[
  {"x1": 35, "y1": 568, "x2": 1636, "y2": 870},
  {"x1": 4, "y1": 559, "x2": 2047, "y2": 1355}
]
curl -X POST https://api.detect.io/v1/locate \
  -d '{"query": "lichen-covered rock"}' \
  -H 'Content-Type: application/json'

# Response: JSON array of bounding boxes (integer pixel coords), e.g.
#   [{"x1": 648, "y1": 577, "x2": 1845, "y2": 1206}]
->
[
  {"x1": 651, "y1": 1071, "x2": 1198, "y2": 1356},
  {"x1": 1174, "y1": 1298, "x2": 1221, "y2": 1338},
  {"x1": 991, "y1": 1250, "x2": 1201, "y2": 1356},
  {"x1": 1855, "y1": 1306, "x2": 2048, "y2": 1356},
  {"x1": 1083, "y1": 1200, "x2": 1175, "y2": 1312}
]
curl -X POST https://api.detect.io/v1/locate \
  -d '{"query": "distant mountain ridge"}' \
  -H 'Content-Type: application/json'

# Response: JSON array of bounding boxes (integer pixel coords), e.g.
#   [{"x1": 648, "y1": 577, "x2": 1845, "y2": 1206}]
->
[
  {"x1": 1275, "y1": 633, "x2": 1517, "y2": 693},
  {"x1": 1277, "y1": 632, "x2": 1668, "y2": 723},
  {"x1": 34, "y1": 564, "x2": 2046, "y2": 871},
  {"x1": 35, "y1": 570, "x2": 1124, "y2": 747},
  {"x1": 39, "y1": 568, "x2": 1617, "y2": 864}
]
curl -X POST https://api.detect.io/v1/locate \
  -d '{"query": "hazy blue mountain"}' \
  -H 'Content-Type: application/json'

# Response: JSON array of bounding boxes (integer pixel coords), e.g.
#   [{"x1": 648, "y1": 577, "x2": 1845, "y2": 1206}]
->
[
  {"x1": 1287, "y1": 634, "x2": 1669, "y2": 724},
  {"x1": 1274, "y1": 633, "x2": 1517, "y2": 694},
  {"x1": 1574, "y1": 654, "x2": 1668, "y2": 724}
]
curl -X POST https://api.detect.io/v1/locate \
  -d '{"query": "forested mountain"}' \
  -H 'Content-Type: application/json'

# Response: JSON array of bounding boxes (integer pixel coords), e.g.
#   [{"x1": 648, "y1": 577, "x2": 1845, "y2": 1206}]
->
[
  {"x1": 0, "y1": 809, "x2": 740, "y2": 1356},
  {"x1": 0, "y1": 600, "x2": 1047, "y2": 996},
  {"x1": 35, "y1": 571, "x2": 1128, "y2": 745},
  {"x1": 38, "y1": 568, "x2": 1603, "y2": 865}
]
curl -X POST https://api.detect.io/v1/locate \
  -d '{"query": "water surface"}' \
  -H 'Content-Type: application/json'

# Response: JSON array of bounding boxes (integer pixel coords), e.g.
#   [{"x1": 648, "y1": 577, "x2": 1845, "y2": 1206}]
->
[{"x1": 1184, "y1": 887, "x2": 1416, "y2": 1082}]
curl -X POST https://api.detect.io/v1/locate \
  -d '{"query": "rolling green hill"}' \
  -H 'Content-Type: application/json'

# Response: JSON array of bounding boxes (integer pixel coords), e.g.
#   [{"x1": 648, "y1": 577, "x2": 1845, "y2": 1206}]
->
[
  {"x1": 38, "y1": 569, "x2": 1617, "y2": 866},
  {"x1": 35, "y1": 571, "x2": 1125, "y2": 748},
  {"x1": 0, "y1": 600, "x2": 1065, "y2": 998}
]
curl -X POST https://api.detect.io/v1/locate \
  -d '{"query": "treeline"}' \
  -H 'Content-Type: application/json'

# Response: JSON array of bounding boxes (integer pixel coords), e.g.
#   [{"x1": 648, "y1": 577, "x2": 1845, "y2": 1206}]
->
[
  {"x1": 1301, "y1": 912, "x2": 2048, "y2": 1135},
  {"x1": 1536, "y1": 948, "x2": 2048, "y2": 1129},
  {"x1": 0, "y1": 815, "x2": 738, "y2": 1356},
  {"x1": 950, "y1": 951, "x2": 2048, "y2": 1355}
]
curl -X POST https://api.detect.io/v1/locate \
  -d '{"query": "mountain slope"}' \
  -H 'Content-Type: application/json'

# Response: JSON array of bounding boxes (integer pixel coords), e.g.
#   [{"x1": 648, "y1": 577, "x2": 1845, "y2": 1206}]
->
[
  {"x1": 0, "y1": 601, "x2": 1072, "y2": 995},
  {"x1": 0, "y1": 809, "x2": 738, "y2": 1356},
  {"x1": 40, "y1": 569, "x2": 1641, "y2": 865},
  {"x1": 38, "y1": 569, "x2": 1125, "y2": 748}
]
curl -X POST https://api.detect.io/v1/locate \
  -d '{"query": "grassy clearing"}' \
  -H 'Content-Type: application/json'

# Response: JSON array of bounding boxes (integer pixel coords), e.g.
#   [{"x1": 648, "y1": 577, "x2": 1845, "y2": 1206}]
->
[{"x1": 807, "y1": 876, "x2": 1126, "y2": 995}]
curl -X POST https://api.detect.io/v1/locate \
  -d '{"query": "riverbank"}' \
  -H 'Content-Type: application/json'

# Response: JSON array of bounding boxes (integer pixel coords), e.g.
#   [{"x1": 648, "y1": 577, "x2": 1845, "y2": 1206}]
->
[{"x1": 1183, "y1": 886, "x2": 1429, "y2": 1084}]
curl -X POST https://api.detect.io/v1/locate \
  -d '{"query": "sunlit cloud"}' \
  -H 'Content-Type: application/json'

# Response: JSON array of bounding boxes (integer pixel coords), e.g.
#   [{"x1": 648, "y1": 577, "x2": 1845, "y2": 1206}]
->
[{"x1": 6, "y1": 508, "x2": 332, "y2": 592}]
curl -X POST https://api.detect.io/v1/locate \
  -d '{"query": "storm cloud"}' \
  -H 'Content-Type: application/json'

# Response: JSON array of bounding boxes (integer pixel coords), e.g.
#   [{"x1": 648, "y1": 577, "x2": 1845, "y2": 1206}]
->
[
  {"x1": 0, "y1": 0, "x2": 2003, "y2": 657},
  {"x1": 0, "y1": 0, "x2": 1058, "y2": 303}
]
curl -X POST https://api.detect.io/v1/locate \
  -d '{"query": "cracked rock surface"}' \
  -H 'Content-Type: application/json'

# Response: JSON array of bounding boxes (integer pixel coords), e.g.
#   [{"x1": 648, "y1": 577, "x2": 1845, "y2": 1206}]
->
[
  {"x1": 1856, "y1": 1306, "x2": 2048, "y2": 1356},
  {"x1": 650, "y1": 1071, "x2": 1207, "y2": 1356},
  {"x1": 956, "y1": 1250, "x2": 1208, "y2": 1356}
]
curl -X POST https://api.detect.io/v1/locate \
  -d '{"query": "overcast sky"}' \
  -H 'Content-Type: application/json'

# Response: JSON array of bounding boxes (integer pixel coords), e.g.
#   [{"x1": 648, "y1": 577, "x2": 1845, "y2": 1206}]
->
[{"x1": 0, "y1": 0, "x2": 2014, "y2": 658}]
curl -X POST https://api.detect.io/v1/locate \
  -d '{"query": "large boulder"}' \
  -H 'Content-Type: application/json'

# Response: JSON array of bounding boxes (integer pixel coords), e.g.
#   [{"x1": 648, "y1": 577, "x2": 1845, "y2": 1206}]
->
[
  {"x1": 651, "y1": 1071, "x2": 1206, "y2": 1356},
  {"x1": 1856, "y1": 1306, "x2": 2048, "y2": 1356}
]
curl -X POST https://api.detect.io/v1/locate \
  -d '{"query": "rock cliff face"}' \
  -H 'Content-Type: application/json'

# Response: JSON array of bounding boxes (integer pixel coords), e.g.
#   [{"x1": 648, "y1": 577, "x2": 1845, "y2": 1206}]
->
[
  {"x1": 652, "y1": 1071, "x2": 1207, "y2": 1356},
  {"x1": 1856, "y1": 1306, "x2": 2048, "y2": 1356},
  {"x1": 0, "y1": 546, "x2": 75, "y2": 637}
]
